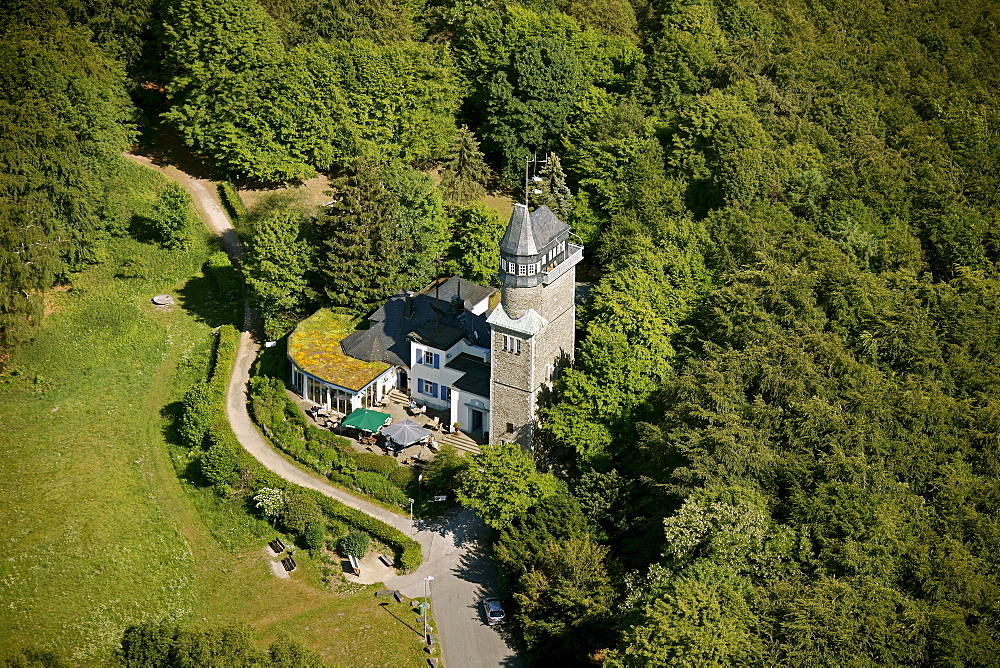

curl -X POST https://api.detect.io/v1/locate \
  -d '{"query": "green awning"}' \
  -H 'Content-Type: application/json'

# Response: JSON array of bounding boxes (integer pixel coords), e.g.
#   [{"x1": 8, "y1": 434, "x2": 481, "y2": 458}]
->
[{"x1": 341, "y1": 408, "x2": 391, "y2": 433}]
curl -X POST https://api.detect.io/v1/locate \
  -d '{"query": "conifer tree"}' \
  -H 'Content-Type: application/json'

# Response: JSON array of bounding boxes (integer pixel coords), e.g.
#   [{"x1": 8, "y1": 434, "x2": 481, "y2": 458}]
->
[
  {"x1": 311, "y1": 162, "x2": 402, "y2": 314},
  {"x1": 529, "y1": 152, "x2": 573, "y2": 220},
  {"x1": 440, "y1": 126, "x2": 492, "y2": 205},
  {"x1": 0, "y1": 21, "x2": 131, "y2": 347},
  {"x1": 244, "y1": 210, "x2": 310, "y2": 337}
]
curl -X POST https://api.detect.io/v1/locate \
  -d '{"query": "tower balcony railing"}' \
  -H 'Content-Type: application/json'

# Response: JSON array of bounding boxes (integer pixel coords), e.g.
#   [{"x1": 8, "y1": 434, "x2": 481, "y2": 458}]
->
[{"x1": 542, "y1": 243, "x2": 583, "y2": 285}]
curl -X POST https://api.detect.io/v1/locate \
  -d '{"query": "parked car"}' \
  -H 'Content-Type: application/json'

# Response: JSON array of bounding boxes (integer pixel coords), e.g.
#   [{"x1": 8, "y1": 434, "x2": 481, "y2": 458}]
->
[{"x1": 481, "y1": 597, "x2": 506, "y2": 626}]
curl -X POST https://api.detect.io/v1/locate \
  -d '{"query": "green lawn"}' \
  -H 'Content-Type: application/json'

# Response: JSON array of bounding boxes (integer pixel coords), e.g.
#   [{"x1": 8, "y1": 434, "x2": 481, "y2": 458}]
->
[{"x1": 0, "y1": 165, "x2": 430, "y2": 666}]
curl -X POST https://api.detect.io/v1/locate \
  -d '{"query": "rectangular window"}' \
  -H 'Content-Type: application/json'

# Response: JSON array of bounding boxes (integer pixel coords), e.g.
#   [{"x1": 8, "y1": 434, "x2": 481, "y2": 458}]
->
[
  {"x1": 506, "y1": 422, "x2": 514, "y2": 433},
  {"x1": 517, "y1": 263, "x2": 527, "y2": 276},
  {"x1": 420, "y1": 349, "x2": 437, "y2": 367},
  {"x1": 419, "y1": 380, "x2": 437, "y2": 397},
  {"x1": 503, "y1": 334, "x2": 522, "y2": 354},
  {"x1": 527, "y1": 263, "x2": 536, "y2": 276}
]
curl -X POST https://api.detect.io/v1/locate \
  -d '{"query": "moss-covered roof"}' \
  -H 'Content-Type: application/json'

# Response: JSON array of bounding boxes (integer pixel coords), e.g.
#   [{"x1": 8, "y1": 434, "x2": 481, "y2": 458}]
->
[{"x1": 288, "y1": 309, "x2": 391, "y2": 392}]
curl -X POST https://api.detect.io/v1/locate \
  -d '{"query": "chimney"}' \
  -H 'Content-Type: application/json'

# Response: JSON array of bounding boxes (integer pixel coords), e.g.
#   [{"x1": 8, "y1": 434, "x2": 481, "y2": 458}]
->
[{"x1": 404, "y1": 292, "x2": 414, "y2": 318}]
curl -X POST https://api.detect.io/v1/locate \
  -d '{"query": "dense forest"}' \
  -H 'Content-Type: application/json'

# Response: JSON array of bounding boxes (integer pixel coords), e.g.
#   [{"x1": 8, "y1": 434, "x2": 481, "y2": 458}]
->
[{"x1": 2, "y1": 0, "x2": 1000, "y2": 663}]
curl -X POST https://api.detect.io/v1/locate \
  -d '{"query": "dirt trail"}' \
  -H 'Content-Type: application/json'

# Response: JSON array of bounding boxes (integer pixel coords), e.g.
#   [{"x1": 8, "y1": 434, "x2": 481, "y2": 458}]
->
[{"x1": 127, "y1": 152, "x2": 520, "y2": 667}]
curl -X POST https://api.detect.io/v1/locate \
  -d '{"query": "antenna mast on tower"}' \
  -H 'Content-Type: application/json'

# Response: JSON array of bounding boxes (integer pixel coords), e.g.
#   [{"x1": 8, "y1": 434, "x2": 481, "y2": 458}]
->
[{"x1": 524, "y1": 152, "x2": 547, "y2": 206}]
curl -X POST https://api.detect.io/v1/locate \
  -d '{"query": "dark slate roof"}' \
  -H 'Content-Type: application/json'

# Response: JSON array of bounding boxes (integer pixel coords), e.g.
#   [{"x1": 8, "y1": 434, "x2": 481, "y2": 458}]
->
[
  {"x1": 423, "y1": 276, "x2": 495, "y2": 310},
  {"x1": 446, "y1": 353, "x2": 491, "y2": 398},
  {"x1": 340, "y1": 280, "x2": 493, "y2": 369},
  {"x1": 409, "y1": 322, "x2": 465, "y2": 350},
  {"x1": 500, "y1": 204, "x2": 569, "y2": 257}
]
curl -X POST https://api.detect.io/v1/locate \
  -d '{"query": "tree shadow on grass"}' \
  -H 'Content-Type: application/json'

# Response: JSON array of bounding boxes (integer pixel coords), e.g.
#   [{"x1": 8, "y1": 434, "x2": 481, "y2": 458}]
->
[
  {"x1": 128, "y1": 213, "x2": 163, "y2": 245},
  {"x1": 252, "y1": 333, "x2": 288, "y2": 379},
  {"x1": 178, "y1": 265, "x2": 243, "y2": 329}
]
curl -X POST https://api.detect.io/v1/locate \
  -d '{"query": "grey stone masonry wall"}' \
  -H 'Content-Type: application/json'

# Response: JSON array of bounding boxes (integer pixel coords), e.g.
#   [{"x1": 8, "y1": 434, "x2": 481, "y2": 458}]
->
[
  {"x1": 488, "y1": 379, "x2": 535, "y2": 446},
  {"x1": 489, "y1": 264, "x2": 576, "y2": 447},
  {"x1": 500, "y1": 282, "x2": 542, "y2": 320},
  {"x1": 489, "y1": 326, "x2": 535, "y2": 446}
]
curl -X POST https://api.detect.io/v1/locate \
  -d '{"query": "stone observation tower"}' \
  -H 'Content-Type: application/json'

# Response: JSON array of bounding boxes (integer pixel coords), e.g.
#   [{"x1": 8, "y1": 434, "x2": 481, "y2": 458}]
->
[{"x1": 487, "y1": 203, "x2": 583, "y2": 447}]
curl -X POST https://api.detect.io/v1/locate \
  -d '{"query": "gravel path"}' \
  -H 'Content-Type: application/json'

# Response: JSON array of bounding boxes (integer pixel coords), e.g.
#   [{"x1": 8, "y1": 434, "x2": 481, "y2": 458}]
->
[{"x1": 127, "y1": 153, "x2": 520, "y2": 667}]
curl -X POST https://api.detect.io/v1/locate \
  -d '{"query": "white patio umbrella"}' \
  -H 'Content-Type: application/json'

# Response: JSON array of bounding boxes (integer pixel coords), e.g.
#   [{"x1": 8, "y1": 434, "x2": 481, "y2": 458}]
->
[{"x1": 380, "y1": 419, "x2": 431, "y2": 447}]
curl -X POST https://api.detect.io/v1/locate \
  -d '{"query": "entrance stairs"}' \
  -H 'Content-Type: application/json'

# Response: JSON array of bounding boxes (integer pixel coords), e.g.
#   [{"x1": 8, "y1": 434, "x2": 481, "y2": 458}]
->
[{"x1": 387, "y1": 390, "x2": 482, "y2": 456}]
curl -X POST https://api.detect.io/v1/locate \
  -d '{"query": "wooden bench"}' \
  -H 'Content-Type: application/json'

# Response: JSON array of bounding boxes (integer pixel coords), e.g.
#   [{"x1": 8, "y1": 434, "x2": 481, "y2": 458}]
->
[
  {"x1": 269, "y1": 538, "x2": 285, "y2": 554},
  {"x1": 281, "y1": 556, "x2": 296, "y2": 572},
  {"x1": 379, "y1": 554, "x2": 395, "y2": 568}
]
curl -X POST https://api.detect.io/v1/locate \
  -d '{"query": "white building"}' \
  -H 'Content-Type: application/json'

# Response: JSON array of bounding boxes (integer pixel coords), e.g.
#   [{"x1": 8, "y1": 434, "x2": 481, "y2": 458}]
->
[
  {"x1": 287, "y1": 277, "x2": 496, "y2": 435},
  {"x1": 287, "y1": 204, "x2": 581, "y2": 445}
]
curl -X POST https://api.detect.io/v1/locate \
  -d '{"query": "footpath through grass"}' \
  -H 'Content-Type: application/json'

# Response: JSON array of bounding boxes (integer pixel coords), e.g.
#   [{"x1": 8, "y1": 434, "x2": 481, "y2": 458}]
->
[{"x1": 0, "y1": 163, "x2": 431, "y2": 666}]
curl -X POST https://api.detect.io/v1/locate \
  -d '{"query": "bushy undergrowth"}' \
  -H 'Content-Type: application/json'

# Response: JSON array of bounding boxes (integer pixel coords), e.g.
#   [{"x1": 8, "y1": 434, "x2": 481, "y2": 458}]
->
[
  {"x1": 338, "y1": 530, "x2": 369, "y2": 559},
  {"x1": 217, "y1": 181, "x2": 247, "y2": 224},
  {"x1": 247, "y1": 375, "x2": 415, "y2": 510},
  {"x1": 180, "y1": 335, "x2": 422, "y2": 571}
]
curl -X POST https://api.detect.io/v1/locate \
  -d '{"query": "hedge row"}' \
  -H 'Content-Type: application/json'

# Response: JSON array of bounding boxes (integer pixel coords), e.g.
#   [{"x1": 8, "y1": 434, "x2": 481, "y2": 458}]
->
[
  {"x1": 247, "y1": 376, "x2": 417, "y2": 510},
  {"x1": 194, "y1": 328, "x2": 422, "y2": 571},
  {"x1": 217, "y1": 182, "x2": 247, "y2": 223},
  {"x1": 354, "y1": 471, "x2": 409, "y2": 507},
  {"x1": 178, "y1": 324, "x2": 238, "y2": 448}
]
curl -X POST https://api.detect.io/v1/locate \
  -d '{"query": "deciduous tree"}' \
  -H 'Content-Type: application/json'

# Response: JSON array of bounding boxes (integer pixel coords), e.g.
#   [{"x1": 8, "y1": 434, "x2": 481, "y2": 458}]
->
[{"x1": 458, "y1": 441, "x2": 560, "y2": 529}]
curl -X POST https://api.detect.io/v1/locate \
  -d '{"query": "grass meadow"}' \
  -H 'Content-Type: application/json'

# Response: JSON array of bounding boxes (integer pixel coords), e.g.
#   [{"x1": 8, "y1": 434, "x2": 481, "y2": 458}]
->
[{"x1": 0, "y1": 162, "x2": 431, "y2": 666}]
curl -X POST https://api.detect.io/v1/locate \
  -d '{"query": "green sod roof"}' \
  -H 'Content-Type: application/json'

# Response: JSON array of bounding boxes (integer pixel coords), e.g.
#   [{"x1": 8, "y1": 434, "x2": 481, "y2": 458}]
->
[
  {"x1": 341, "y1": 408, "x2": 392, "y2": 433},
  {"x1": 288, "y1": 309, "x2": 391, "y2": 392}
]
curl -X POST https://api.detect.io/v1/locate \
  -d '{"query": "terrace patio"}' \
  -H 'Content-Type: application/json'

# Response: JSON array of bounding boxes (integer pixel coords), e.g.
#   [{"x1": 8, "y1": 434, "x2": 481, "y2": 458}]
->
[{"x1": 286, "y1": 388, "x2": 486, "y2": 465}]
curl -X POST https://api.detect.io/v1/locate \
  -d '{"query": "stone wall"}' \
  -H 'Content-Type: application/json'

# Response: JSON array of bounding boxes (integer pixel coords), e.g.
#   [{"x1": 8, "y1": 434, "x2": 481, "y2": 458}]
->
[{"x1": 490, "y1": 265, "x2": 576, "y2": 447}]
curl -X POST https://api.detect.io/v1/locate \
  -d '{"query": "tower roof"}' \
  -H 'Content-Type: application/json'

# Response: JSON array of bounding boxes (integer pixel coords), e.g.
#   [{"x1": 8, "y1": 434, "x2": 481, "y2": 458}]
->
[{"x1": 500, "y1": 204, "x2": 569, "y2": 257}]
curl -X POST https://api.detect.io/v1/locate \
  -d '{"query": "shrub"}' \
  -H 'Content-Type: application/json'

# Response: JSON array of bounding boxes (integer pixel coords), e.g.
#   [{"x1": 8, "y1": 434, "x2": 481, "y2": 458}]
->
[
  {"x1": 217, "y1": 181, "x2": 247, "y2": 222},
  {"x1": 389, "y1": 467, "x2": 414, "y2": 489},
  {"x1": 304, "y1": 521, "x2": 325, "y2": 556},
  {"x1": 249, "y1": 376, "x2": 286, "y2": 427},
  {"x1": 327, "y1": 519, "x2": 349, "y2": 541},
  {"x1": 328, "y1": 472, "x2": 356, "y2": 488},
  {"x1": 149, "y1": 182, "x2": 193, "y2": 249},
  {"x1": 281, "y1": 491, "x2": 323, "y2": 533},
  {"x1": 254, "y1": 488, "x2": 286, "y2": 520},
  {"x1": 339, "y1": 530, "x2": 370, "y2": 558},
  {"x1": 179, "y1": 381, "x2": 214, "y2": 448},
  {"x1": 118, "y1": 254, "x2": 152, "y2": 278},
  {"x1": 354, "y1": 471, "x2": 408, "y2": 506},
  {"x1": 201, "y1": 437, "x2": 240, "y2": 486},
  {"x1": 306, "y1": 426, "x2": 351, "y2": 454},
  {"x1": 353, "y1": 452, "x2": 399, "y2": 475}
]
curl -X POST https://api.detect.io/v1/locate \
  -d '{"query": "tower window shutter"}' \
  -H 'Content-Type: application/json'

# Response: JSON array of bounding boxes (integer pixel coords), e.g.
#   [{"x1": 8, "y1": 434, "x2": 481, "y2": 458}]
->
[
  {"x1": 433, "y1": 353, "x2": 440, "y2": 369},
  {"x1": 431, "y1": 382, "x2": 438, "y2": 398}
]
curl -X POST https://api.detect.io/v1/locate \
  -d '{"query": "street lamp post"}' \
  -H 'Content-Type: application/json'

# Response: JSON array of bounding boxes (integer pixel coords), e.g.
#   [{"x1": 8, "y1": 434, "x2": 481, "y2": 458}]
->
[
  {"x1": 423, "y1": 576, "x2": 435, "y2": 640},
  {"x1": 408, "y1": 497, "x2": 415, "y2": 536}
]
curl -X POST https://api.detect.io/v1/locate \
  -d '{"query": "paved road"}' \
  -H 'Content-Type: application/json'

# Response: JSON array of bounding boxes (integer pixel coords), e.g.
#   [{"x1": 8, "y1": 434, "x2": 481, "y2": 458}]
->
[{"x1": 128, "y1": 154, "x2": 520, "y2": 667}]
